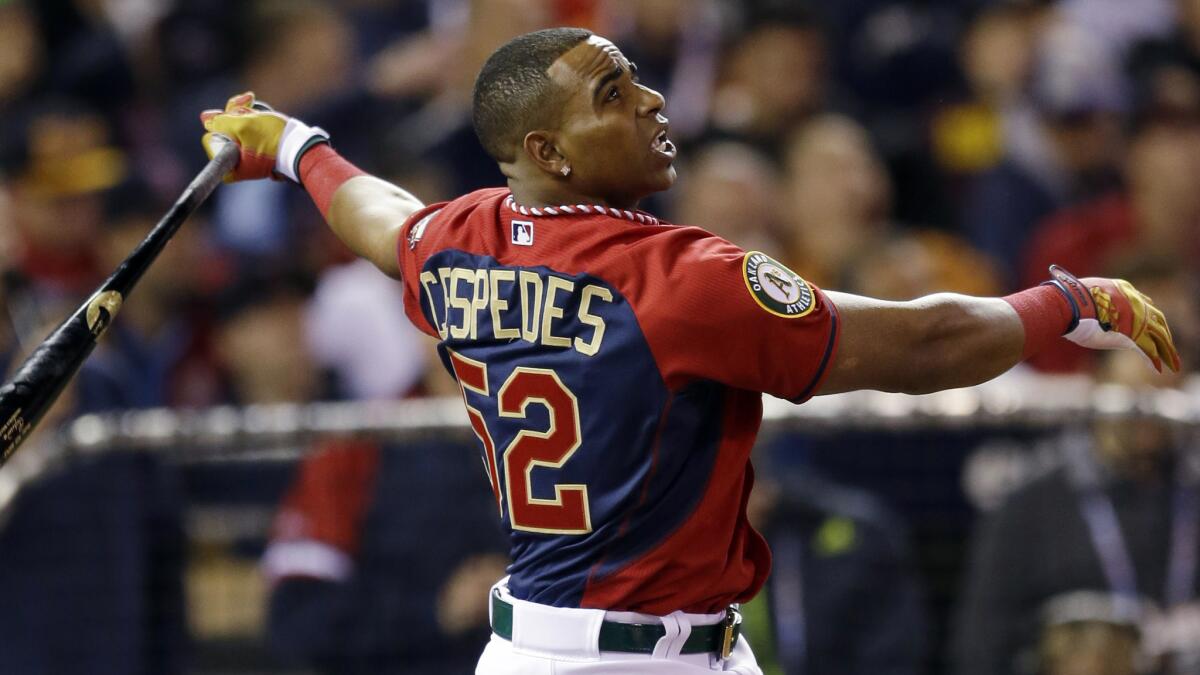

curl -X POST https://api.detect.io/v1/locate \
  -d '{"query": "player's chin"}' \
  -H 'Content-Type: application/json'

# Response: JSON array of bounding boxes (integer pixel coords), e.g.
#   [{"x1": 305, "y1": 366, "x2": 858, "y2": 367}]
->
[{"x1": 647, "y1": 164, "x2": 677, "y2": 193}]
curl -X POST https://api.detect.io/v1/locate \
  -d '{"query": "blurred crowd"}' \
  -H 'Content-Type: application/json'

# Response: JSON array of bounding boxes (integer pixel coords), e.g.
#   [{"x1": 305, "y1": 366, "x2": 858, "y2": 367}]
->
[
  {"x1": 5, "y1": 0, "x2": 1200, "y2": 398},
  {"x1": 3, "y1": 0, "x2": 1200, "y2": 674}
]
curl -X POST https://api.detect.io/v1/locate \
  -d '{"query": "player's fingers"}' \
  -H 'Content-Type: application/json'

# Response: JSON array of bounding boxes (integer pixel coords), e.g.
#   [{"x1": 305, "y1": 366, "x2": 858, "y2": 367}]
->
[
  {"x1": 1149, "y1": 305, "x2": 1175, "y2": 343},
  {"x1": 1134, "y1": 336, "x2": 1164, "y2": 373},
  {"x1": 1145, "y1": 306, "x2": 1181, "y2": 370},
  {"x1": 199, "y1": 109, "x2": 222, "y2": 128},
  {"x1": 1143, "y1": 323, "x2": 1178, "y2": 373},
  {"x1": 225, "y1": 91, "x2": 255, "y2": 111},
  {"x1": 1147, "y1": 324, "x2": 1176, "y2": 369}
]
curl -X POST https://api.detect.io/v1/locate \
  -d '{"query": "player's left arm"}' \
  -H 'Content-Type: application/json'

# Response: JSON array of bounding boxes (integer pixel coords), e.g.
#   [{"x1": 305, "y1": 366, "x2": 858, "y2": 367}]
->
[
  {"x1": 321, "y1": 171, "x2": 422, "y2": 280},
  {"x1": 200, "y1": 92, "x2": 422, "y2": 279}
]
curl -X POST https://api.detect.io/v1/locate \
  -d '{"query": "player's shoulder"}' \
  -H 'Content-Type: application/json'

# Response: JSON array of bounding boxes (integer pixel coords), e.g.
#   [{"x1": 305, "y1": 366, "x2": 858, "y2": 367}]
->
[
  {"x1": 403, "y1": 188, "x2": 507, "y2": 245},
  {"x1": 607, "y1": 218, "x2": 747, "y2": 267}
]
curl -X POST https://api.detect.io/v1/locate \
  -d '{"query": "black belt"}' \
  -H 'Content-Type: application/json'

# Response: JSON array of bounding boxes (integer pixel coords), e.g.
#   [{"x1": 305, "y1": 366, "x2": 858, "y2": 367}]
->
[{"x1": 489, "y1": 592, "x2": 742, "y2": 658}]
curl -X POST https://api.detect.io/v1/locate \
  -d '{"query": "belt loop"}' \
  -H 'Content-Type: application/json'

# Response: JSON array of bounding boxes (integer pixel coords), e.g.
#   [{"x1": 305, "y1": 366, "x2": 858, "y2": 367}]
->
[
  {"x1": 650, "y1": 611, "x2": 695, "y2": 659},
  {"x1": 651, "y1": 612, "x2": 683, "y2": 659}
]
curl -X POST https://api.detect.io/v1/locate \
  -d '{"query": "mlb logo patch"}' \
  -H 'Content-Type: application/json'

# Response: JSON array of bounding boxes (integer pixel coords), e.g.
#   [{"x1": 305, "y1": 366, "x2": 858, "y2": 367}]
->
[{"x1": 512, "y1": 220, "x2": 534, "y2": 246}]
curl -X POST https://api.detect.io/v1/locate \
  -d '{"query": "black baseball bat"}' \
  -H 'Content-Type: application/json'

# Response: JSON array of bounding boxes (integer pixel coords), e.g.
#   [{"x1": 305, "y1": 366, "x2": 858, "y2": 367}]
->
[{"x1": 0, "y1": 141, "x2": 239, "y2": 464}]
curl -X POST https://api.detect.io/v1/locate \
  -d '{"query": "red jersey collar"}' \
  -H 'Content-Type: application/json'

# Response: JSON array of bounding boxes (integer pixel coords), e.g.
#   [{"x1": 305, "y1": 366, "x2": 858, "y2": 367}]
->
[{"x1": 504, "y1": 194, "x2": 660, "y2": 225}]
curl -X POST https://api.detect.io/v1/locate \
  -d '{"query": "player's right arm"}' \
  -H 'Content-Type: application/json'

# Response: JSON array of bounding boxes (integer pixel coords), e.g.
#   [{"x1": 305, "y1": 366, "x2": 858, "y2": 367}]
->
[
  {"x1": 817, "y1": 291, "x2": 1023, "y2": 395},
  {"x1": 816, "y1": 267, "x2": 1180, "y2": 395},
  {"x1": 628, "y1": 230, "x2": 1178, "y2": 402},
  {"x1": 199, "y1": 92, "x2": 422, "y2": 279}
]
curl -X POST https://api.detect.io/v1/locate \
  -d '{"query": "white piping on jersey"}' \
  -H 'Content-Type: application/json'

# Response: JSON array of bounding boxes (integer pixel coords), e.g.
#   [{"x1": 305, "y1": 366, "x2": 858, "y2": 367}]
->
[{"x1": 504, "y1": 194, "x2": 660, "y2": 225}]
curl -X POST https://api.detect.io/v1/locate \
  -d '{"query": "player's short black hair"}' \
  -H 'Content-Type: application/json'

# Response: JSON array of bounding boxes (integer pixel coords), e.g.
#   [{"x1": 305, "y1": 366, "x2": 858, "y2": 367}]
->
[{"x1": 472, "y1": 27, "x2": 593, "y2": 163}]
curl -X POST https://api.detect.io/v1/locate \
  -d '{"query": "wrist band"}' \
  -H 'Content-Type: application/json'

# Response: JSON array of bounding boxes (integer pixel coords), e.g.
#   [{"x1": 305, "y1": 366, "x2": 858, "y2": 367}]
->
[
  {"x1": 1002, "y1": 284, "x2": 1075, "y2": 359},
  {"x1": 298, "y1": 144, "x2": 367, "y2": 219},
  {"x1": 276, "y1": 118, "x2": 330, "y2": 182}
]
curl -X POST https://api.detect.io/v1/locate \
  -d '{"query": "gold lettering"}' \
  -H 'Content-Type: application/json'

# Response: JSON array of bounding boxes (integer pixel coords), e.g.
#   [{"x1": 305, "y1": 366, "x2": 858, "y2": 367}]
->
[
  {"x1": 575, "y1": 285, "x2": 613, "y2": 356},
  {"x1": 0, "y1": 408, "x2": 32, "y2": 461},
  {"x1": 470, "y1": 269, "x2": 489, "y2": 340},
  {"x1": 490, "y1": 270, "x2": 519, "y2": 340},
  {"x1": 518, "y1": 271, "x2": 543, "y2": 343},
  {"x1": 419, "y1": 271, "x2": 448, "y2": 339},
  {"x1": 448, "y1": 268, "x2": 477, "y2": 339},
  {"x1": 0, "y1": 408, "x2": 29, "y2": 442},
  {"x1": 541, "y1": 276, "x2": 574, "y2": 348},
  {"x1": 437, "y1": 267, "x2": 453, "y2": 337}
]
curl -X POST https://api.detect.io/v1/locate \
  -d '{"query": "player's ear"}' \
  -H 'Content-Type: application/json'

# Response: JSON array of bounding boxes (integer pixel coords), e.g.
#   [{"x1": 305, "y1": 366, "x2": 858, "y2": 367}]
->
[{"x1": 523, "y1": 131, "x2": 569, "y2": 178}]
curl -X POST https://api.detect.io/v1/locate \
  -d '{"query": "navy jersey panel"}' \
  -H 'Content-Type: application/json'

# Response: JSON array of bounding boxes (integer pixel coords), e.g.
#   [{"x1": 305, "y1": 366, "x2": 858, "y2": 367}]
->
[
  {"x1": 579, "y1": 380, "x2": 727, "y2": 585},
  {"x1": 420, "y1": 248, "x2": 714, "y2": 607}
]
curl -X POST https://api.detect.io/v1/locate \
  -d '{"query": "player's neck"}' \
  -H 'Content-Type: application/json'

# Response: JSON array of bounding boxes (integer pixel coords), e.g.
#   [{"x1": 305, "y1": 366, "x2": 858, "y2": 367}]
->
[{"x1": 507, "y1": 179, "x2": 638, "y2": 212}]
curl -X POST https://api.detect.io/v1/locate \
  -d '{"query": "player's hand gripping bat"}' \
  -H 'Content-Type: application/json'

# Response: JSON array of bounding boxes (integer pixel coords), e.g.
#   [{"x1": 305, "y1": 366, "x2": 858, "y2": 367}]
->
[{"x1": 0, "y1": 141, "x2": 240, "y2": 464}]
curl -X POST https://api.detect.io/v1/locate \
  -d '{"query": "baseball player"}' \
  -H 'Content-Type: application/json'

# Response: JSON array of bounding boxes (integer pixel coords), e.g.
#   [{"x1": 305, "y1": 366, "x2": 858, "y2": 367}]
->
[{"x1": 200, "y1": 28, "x2": 1180, "y2": 675}]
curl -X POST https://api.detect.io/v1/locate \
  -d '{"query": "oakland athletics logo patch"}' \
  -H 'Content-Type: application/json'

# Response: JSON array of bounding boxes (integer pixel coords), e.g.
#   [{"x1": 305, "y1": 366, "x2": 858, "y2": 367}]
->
[{"x1": 743, "y1": 251, "x2": 814, "y2": 318}]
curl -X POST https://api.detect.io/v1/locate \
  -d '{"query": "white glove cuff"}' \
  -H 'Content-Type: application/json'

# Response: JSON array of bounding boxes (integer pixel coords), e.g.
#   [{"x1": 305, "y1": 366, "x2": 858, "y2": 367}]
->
[
  {"x1": 276, "y1": 117, "x2": 330, "y2": 183},
  {"x1": 1064, "y1": 317, "x2": 1153, "y2": 368},
  {"x1": 1063, "y1": 317, "x2": 1107, "y2": 347}
]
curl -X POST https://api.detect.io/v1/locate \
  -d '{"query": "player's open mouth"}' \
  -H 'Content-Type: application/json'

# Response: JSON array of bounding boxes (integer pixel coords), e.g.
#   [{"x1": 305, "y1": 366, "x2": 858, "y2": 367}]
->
[{"x1": 652, "y1": 129, "x2": 676, "y2": 159}]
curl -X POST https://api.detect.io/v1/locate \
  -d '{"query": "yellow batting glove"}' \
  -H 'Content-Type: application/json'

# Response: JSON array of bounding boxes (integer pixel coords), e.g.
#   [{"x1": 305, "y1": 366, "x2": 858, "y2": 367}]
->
[
  {"x1": 199, "y1": 92, "x2": 329, "y2": 183},
  {"x1": 1046, "y1": 266, "x2": 1182, "y2": 373}
]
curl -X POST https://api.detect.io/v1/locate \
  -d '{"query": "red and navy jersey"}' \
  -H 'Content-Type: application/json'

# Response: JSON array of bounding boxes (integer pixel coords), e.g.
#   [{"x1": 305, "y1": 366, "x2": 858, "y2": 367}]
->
[{"x1": 397, "y1": 188, "x2": 840, "y2": 615}]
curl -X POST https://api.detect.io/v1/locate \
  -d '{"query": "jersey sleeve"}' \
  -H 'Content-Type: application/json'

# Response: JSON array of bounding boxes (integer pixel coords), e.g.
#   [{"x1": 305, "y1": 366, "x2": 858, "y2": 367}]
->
[
  {"x1": 623, "y1": 226, "x2": 839, "y2": 402},
  {"x1": 396, "y1": 201, "x2": 450, "y2": 339}
]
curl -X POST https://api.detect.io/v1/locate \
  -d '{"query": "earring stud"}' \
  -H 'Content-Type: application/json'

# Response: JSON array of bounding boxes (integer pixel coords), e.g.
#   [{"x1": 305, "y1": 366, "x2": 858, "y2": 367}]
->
[{"x1": 560, "y1": 165, "x2": 571, "y2": 177}]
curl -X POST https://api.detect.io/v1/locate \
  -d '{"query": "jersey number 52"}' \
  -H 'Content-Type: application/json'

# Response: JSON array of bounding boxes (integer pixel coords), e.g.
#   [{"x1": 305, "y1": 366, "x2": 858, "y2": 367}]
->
[{"x1": 449, "y1": 349, "x2": 592, "y2": 535}]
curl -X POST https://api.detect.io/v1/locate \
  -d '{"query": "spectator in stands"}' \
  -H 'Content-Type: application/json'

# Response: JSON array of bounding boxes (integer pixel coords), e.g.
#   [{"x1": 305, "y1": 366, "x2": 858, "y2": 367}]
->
[
  {"x1": 24, "y1": 0, "x2": 137, "y2": 118},
  {"x1": 779, "y1": 114, "x2": 891, "y2": 289},
  {"x1": 845, "y1": 230, "x2": 1003, "y2": 301},
  {"x1": 741, "y1": 469, "x2": 928, "y2": 675},
  {"x1": 262, "y1": 350, "x2": 508, "y2": 674},
  {"x1": 75, "y1": 189, "x2": 222, "y2": 412},
  {"x1": 668, "y1": 140, "x2": 785, "y2": 256},
  {"x1": 811, "y1": 0, "x2": 977, "y2": 228},
  {"x1": 1021, "y1": 100, "x2": 1200, "y2": 289},
  {"x1": 708, "y1": 11, "x2": 834, "y2": 156},
  {"x1": 781, "y1": 113, "x2": 1001, "y2": 296},
  {"x1": 305, "y1": 258, "x2": 431, "y2": 401},
  {"x1": 0, "y1": 117, "x2": 191, "y2": 675},
  {"x1": 930, "y1": 2, "x2": 1047, "y2": 180},
  {"x1": 363, "y1": 0, "x2": 583, "y2": 197},
  {"x1": 951, "y1": 345, "x2": 1200, "y2": 675},
  {"x1": 7, "y1": 100, "x2": 124, "y2": 299},
  {"x1": 214, "y1": 272, "x2": 326, "y2": 406},
  {"x1": 962, "y1": 18, "x2": 1127, "y2": 287},
  {"x1": 1128, "y1": 0, "x2": 1200, "y2": 106},
  {"x1": 166, "y1": 271, "x2": 333, "y2": 664},
  {"x1": 0, "y1": 2, "x2": 45, "y2": 159},
  {"x1": 1035, "y1": 593, "x2": 1144, "y2": 675}
]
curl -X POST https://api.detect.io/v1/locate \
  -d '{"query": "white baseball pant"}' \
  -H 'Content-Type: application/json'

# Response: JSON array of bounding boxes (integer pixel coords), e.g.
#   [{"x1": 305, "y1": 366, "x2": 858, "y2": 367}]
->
[{"x1": 476, "y1": 579, "x2": 764, "y2": 674}]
